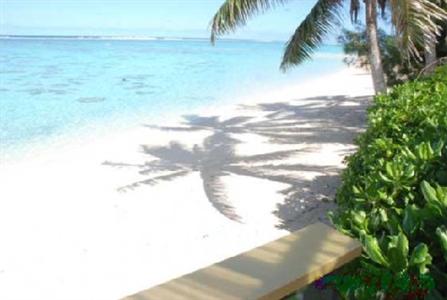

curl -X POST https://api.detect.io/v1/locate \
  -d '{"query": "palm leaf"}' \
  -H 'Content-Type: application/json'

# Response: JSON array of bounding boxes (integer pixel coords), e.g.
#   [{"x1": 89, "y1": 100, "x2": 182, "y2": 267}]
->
[
  {"x1": 280, "y1": 0, "x2": 343, "y2": 70},
  {"x1": 210, "y1": 0, "x2": 289, "y2": 44},
  {"x1": 389, "y1": 0, "x2": 447, "y2": 59}
]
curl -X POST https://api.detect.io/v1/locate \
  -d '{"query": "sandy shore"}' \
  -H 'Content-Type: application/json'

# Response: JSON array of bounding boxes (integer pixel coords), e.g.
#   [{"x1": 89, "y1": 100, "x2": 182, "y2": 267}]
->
[{"x1": 0, "y1": 67, "x2": 373, "y2": 300}]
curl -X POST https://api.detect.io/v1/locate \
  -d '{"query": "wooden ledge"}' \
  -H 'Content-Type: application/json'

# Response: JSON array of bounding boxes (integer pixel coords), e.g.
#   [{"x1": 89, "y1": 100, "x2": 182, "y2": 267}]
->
[{"x1": 123, "y1": 222, "x2": 362, "y2": 300}]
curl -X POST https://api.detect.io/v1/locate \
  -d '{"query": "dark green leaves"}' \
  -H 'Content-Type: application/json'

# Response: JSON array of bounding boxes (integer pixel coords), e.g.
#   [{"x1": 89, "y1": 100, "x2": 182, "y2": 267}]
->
[
  {"x1": 402, "y1": 204, "x2": 420, "y2": 236},
  {"x1": 387, "y1": 232, "x2": 409, "y2": 272},
  {"x1": 210, "y1": 0, "x2": 289, "y2": 44},
  {"x1": 280, "y1": 0, "x2": 343, "y2": 69},
  {"x1": 330, "y1": 65, "x2": 447, "y2": 298},
  {"x1": 388, "y1": 0, "x2": 447, "y2": 60},
  {"x1": 210, "y1": 0, "x2": 343, "y2": 69}
]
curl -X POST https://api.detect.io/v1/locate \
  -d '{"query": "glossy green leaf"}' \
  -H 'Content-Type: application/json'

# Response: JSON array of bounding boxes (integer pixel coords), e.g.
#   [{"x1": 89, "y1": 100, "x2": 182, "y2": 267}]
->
[
  {"x1": 328, "y1": 66, "x2": 447, "y2": 299},
  {"x1": 387, "y1": 232, "x2": 409, "y2": 272},
  {"x1": 363, "y1": 235, "x2": 390, "y2": 267},
  {"x1": 436, "y1": 226, "x2": 447, "y2": 262},
  {"x1": 409, "y1": 243, "x2": 432, "y2": 274},
  {"x1": 402, "y1": 204, "x2": 420, "y2": 236},
  {"x1": 421, "y1": 181, "x2": 439, "y2": 204}
]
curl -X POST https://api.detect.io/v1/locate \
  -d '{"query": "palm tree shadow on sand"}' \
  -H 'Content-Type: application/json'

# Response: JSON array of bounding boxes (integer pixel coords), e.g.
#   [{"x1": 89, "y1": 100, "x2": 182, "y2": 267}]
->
[{"x1": 103, "y1": 95, "x2": 371, "y2": 229}]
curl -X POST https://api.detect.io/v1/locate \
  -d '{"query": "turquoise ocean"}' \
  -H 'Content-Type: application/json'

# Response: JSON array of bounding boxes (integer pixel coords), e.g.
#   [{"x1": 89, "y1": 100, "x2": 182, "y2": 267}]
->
[{"x1": 0, "y1": 37, "x2": 345, "y2": 161}]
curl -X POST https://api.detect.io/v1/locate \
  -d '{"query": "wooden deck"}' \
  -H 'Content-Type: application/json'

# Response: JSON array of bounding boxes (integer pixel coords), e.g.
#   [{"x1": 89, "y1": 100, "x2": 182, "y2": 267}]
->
[{"x1": 123, "y1": 222, "x2": 362, "y2": 300}]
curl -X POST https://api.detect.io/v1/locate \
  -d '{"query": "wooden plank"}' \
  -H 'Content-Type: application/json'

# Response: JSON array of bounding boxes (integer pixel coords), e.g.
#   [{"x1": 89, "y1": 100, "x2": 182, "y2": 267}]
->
[{"x1": 123, "y1": 222, "x2": 362, "y2": 300}]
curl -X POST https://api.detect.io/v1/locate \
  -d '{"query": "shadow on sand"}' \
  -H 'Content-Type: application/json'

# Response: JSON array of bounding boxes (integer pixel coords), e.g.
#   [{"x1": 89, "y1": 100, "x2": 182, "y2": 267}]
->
[{"x1": 103, "y1": 94, "x2": 371, "y2": 230}]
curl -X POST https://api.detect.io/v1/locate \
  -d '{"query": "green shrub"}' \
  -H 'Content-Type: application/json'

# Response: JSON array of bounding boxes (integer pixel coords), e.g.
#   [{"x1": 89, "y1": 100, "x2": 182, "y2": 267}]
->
[
  {"x1": 338, "y1": 27, "x2": 423, "y2": 86},
  {"x1": 338, "y1": 25, "x2": 447, "y2": 87},
  {"x1": 329, "y1": 65, "x2": 447, "y2": 299}
]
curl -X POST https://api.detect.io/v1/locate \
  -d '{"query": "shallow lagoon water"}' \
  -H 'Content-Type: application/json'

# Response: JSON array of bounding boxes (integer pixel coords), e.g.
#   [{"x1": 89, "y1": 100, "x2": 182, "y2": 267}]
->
[{"x1": 0, "y1": 38, "x2": 345, "y2": 161}]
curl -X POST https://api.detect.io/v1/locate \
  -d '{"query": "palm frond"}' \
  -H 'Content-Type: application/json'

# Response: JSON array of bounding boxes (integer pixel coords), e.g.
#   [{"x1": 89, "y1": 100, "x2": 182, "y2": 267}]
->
[
  {"x1": 389, "y1": 0, "x2": 447, "y2": 59},
  {"x1": 210, "y1": 0, "x2": 289, "y2": 44},
  {"x1": 280, "y1": 0, "x2": 343, "y2": 70}
]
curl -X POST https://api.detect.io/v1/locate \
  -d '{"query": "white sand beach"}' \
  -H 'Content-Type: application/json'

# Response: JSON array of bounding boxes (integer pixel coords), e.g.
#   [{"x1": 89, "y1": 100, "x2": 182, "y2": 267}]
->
[{"x1": 0, "y1": 67, "x2": 373, "y2": 300}]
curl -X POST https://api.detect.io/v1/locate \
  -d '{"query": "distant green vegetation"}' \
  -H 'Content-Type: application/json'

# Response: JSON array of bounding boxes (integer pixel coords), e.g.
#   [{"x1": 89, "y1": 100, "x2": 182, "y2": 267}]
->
[
  {"x1": 339, "y1": 26, "x2": 447, "y2": 87},
  {"x1": 329, "y1": 65, "x2": 447, "y2": 299},
  {"x1": 339, "y1": 27, "x2": 423, "y2": 87}
]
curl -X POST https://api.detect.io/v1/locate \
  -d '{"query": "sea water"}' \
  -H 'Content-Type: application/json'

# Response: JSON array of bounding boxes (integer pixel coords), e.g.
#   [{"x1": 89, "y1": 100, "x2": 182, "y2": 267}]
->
[{"x1": 0, "y1": 38, "x2": 345, "y2": 161}]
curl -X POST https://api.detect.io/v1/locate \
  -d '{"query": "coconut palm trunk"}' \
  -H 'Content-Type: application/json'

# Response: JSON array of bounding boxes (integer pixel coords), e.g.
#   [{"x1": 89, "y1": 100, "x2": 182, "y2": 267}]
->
[
  {"x1": 365, "y1": 0, "x2": 386, "y2": 93},
  {"x1": 210, "y1": 0, "x2": 446, "y2": 94}
]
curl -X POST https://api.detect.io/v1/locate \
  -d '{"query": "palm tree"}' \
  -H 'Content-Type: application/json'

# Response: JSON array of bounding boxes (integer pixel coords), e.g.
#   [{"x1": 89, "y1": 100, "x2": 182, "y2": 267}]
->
[
  {"x1": 390, "y1": 0, "x2": 447, "y2": 74},
  {"x1": 210, "y1": 0, "x2": 447, "y2": 94},
  {"x1": 422, "y1": 0, "x2": 447, "y2": 73},
  {"x1": 365, "y1": 0, "x2": 386, "y2": 92}
]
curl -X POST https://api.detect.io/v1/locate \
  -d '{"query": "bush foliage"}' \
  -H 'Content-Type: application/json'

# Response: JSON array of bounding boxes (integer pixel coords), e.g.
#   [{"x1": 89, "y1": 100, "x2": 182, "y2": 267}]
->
[
  {"x1": 329, "y1": 65, "x2": 447, "y2": 299},
  {"x1": 338, "y1": 27, "x2": 423, "y2": 86},
  {"x1": 338, "y1": 25, "x2": 447, "y2": 87}
]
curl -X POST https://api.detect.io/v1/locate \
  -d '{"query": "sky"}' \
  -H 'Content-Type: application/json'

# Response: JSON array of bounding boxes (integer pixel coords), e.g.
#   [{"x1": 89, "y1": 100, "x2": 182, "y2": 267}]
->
[{"x1": 0, "y1": 0, "x2": 364, "y2": 41}]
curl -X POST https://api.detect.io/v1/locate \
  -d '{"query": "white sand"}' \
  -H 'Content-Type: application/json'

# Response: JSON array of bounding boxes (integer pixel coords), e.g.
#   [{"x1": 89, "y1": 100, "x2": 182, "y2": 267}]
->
[{"x1": 0, "y1": 67, "x2": 373, "y2": 300}]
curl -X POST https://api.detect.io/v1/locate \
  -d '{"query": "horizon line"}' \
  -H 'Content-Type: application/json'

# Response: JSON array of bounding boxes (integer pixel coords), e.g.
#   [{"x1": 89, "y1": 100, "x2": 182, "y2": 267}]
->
[
  {"x1": 0, "y1": 34, "x2": 341, "y2": 46},
  {"x1": 0, "y1": 34, "x2": 287, "y2": 43}
]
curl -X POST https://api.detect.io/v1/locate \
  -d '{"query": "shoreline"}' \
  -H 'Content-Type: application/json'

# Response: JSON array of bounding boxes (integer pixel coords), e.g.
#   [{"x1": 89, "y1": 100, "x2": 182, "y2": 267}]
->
[
  {"x1": 0, "y1": 66, "x2": 374, "y2": 300},
  {"x1": 1, "y1": 66, "x2": 365, "y2": 168}
]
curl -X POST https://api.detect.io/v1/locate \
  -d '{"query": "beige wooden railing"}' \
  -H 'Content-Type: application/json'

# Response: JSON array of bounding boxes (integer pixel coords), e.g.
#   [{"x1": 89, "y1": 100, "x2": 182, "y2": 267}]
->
[{"x1": 122, "y1": 222, "x2": 361, "y2": 300}]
